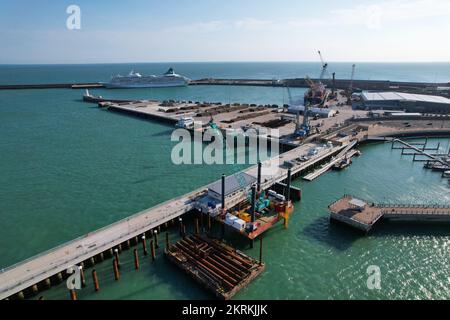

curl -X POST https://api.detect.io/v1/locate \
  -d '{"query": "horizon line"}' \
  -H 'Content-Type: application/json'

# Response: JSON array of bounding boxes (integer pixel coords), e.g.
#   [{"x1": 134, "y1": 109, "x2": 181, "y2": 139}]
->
[{"x1": 1, "y1": 60, "x2": 450, "y2": 66}]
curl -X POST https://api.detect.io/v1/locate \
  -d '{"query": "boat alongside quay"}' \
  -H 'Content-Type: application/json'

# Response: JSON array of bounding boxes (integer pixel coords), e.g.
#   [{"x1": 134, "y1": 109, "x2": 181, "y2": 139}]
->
[{"x1": 104, "y1": 68, "x2": 190, "y2": 88}]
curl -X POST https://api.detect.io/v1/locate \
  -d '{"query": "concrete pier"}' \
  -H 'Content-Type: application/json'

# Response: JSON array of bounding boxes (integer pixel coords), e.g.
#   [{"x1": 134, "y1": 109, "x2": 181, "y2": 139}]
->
[
  {"x1": 0, "y1": 138, "x2": 346, "y2": 300},
  {"x1": 329, "y1": 195, "x2": 450, "y2": 233}
]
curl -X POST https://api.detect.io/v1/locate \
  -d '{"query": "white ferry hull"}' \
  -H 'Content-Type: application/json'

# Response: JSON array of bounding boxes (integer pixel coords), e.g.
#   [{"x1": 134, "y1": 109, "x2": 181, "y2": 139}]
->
[
  {"x1": 105, "y1": 68, "x2": 190, "y2": 89},
  {"x1": 104, "y1": 81, "x2": 188, "y2": 89}
]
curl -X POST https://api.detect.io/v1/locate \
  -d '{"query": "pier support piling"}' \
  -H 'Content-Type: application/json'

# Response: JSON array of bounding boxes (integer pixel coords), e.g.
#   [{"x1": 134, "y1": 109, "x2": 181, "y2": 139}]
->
[
  {"x1": 54, "y1": 272, "x2": 63, "y2": 285},
  {"x1": 95, "y1": 252, "x2": 104, "y2": 263},
  {"x1": 154, "y1": 230, "x2": 159, "y2": 249},
  {"x1": 286, "y1": 169, "x2": 292, "y2": 203},
  {"x1": 113, "y1": 259, "x2": 120, "y2": 281},
  {"x1": 179, "y1": 218, "x2": 183, "y2": 237},
  {"x1": 221, "y1": 174, "x2": 226, "y2": 211},
  {"x1": 257, "y1": 161, "x2": 262, "y2": 193},
  {"x1": 69, "y1": 289, "x2": 77, "y2": 301},
  {"x1": 31, "y1": 284, "x2": 38, "y2": 296},
  {"x1": 79, "y1": 266, "x2": 86, "y2": 288},
  {"x1": 251, "y1": 184, "x2": 257, "y2": 223},
  {"x1": 142, "y1": 235, "x2": 148, "y2": 255},
  {"x1": 195, "y1": 218, "x2": 200, "y2": 235},
  {"x1": 133, "y1": 249, "x2": 140, "y2": 270},
  {"x1": 114, "y1": 249, "x2": 120, "y2": 269},
  {"x1": 150, "y1": 240, "x2": 156, "y2": 262},
  {"x1": 92, "y1": 270, "x2": 100, "y2": 292},
  {"x1": 43, "y1": 278, "x2": 51, "y2": 289},
  {"x1": 165, "y1": 232, "x2": 170, "y2": 253}
]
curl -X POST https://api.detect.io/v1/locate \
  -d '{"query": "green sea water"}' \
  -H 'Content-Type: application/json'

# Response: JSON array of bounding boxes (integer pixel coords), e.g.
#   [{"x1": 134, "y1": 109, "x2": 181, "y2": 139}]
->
[{"x1": 0, "y1": 85, "x2": 449, "y2": 300}]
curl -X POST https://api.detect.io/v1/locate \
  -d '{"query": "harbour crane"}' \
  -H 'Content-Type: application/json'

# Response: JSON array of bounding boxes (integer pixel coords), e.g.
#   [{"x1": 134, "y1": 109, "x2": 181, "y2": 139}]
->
[
  {"x1": 294, "y1": 102, "x2": 311, "y2": 137},
  {"x1": 347, "y1": 64, "x2": 356, "y2": 104},
  {"x1": 318, "y1": 50, "x2": 329, "y2": 82},
  {"x1": 280, "y1": 79, "x2": 311, "y2": 138}
]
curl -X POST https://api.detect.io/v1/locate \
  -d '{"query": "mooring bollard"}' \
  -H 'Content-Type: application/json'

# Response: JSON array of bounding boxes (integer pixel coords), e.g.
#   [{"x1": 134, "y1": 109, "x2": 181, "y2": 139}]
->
[
  {"x1": 113, "y1": 259, "x2": 120, "y2": 281},
  {"x1": 150, "y1": 240, "x2": 156, "y2": 262},
  {"x1": 79, "y1": 265, "x2": 86, "y2": 288},
  {"x1": 69, "y1": 289, "x2": 77, "y2": 301},
  {"x1": 92, "y1": 269, "x2": 100, "y2": 292},
  {"x1": 142, "y1": 235, "x2": 148, "y2": 255},
  {"x1": 134, "y1": 249, "x2": 140, "y2": 270}
]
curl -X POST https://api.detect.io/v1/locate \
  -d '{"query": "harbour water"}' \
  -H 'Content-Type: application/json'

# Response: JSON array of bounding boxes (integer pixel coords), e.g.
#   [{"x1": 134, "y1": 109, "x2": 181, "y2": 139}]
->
[{"x1": 0, "y1": 63, "x2": 449, "y2": 300}]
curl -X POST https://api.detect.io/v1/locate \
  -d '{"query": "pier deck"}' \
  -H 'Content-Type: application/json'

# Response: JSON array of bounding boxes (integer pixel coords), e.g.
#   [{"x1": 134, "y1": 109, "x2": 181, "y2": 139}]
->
[
  {"x1": 329, "y1": 195, "x2": 450, "y2": 233},
  {"x1": 0, "y1": 139, "x2": 345, "y2": 300},
  {"x1": 303, "y1": 140, "x2": 358, "y2": 181}
]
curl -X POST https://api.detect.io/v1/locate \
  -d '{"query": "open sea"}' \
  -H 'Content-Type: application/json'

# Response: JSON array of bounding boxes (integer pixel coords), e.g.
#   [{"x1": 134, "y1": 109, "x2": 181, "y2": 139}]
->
[{"x1": 0, "y1": 62, "x2": 449, "y2": 300}]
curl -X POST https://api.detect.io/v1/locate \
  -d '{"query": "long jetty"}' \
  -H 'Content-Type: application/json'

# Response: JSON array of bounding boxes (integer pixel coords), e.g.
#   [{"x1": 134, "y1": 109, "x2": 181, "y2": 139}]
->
[
  {"x1": 0, "y1": 138, "x2": 346, "y2": 300},
  {"x1": 1, "y1": 78, "x2": 449, "y2": 93},
  {"x1": 303, "y1": 140, "x2": 358, "y2": 181},
  {"x1": 329, "y1": 195, "x2": 450, "y2": 233}
]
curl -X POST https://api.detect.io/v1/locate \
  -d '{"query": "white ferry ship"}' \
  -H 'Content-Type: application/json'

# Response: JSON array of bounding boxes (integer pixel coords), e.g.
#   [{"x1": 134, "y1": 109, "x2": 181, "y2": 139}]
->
[{"x1": 105, "y1": 68, "x2": 190, "y2": 88}]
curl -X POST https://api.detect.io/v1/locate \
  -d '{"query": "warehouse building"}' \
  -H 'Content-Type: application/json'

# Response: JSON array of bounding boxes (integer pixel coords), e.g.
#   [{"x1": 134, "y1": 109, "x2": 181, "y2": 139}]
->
[
  {"x1": 287, "y1": 105, "x2": 337, "y2": 118},
  {"x1": 353, "y1": 91, "x2": 450, "y2": 113}
]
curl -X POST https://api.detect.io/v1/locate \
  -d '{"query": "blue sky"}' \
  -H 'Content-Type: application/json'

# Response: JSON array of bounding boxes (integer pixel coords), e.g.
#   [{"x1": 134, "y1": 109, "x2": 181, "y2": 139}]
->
[{"x1": 1, "y1": 0, "x2": 450, "y2": 64}]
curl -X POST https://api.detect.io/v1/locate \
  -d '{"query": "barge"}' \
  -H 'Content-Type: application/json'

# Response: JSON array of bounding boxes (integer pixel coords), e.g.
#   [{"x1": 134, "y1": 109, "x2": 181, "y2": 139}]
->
[{"x1": 165, "y1": 234, "x2": 264, "y2": 300}]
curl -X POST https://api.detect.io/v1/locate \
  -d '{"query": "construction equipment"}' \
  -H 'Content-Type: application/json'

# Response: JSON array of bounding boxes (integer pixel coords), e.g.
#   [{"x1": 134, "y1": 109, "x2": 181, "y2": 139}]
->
[
  {"x1": 207, "y1": 116, "x2": 219, "y2": 129},
  {"x1": 281, "y1": 78, "x2": 313, "y2": 138},
  {"x1": 294, "y1": 102, "x2": 311, "y2": 137},
  {"x1": 304, "y1": 74, "x2": 328, "y2": 107}
]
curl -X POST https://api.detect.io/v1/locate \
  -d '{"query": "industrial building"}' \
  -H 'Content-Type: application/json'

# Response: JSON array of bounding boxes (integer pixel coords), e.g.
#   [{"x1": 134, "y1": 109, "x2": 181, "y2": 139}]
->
[
  {"x1": 353, "y1": 91, "x2": 450, "y2": 113},
  {"x1": 287, "y1": 105, "x2": 337, "y2": 118},
  {"x1": 207, "y1": 172, "x2": 256, "y2": 201}
]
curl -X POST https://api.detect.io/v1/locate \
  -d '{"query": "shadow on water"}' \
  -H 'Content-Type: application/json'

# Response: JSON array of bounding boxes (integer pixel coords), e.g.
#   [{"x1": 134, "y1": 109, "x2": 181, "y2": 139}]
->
[
  {"x1": 116, "y1": 257, "x2": 211, "y2": 300},
  {"x1": 302, "y1": 216, "x2": 361, "y2": 251}
]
